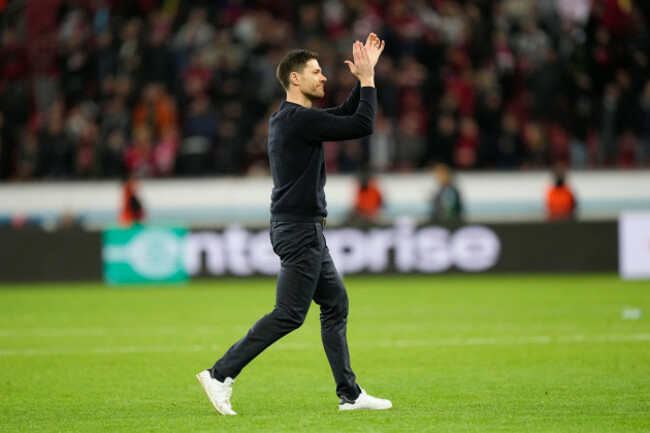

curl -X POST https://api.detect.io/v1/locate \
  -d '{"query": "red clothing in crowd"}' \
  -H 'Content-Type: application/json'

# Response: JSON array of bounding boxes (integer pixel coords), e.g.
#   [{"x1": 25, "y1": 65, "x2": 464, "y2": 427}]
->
[
  {"x1": 354, "y1": 180, "x2": 383, "y2": 220},
  {"x1": 546, "y1": 184, "x2": 576, "y2": 221},
  {"x1": 119, "y1": 179, "x2": 145, "y2": 226}
]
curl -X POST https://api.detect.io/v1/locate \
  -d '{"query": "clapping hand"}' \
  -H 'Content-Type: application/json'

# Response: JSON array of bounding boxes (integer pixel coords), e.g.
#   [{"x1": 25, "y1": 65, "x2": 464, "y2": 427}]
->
[
  {"x1": 364, "y1": 33, "x2": 385, "y2": 67},
  {"x1": 344, "y1": 40, "x2": 374, "y2": 81}
]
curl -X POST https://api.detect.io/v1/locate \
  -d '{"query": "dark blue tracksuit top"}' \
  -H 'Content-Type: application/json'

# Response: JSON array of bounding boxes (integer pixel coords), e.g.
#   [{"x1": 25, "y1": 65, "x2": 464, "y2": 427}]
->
[{"x1": 268, "y1": 82, "x2": 377, "y2": 222}]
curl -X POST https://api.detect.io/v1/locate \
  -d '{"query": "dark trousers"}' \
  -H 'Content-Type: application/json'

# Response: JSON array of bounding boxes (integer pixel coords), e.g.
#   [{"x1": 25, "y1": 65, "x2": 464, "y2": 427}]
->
[{"x1": 211, "y1": 221, "x2": 359, "y2": 399}]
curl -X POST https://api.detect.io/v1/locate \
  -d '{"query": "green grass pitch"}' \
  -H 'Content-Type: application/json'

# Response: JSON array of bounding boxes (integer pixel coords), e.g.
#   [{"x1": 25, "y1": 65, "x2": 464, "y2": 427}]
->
[{"x1": 1, "y1": 274, "x2": 649, "y2": 432}]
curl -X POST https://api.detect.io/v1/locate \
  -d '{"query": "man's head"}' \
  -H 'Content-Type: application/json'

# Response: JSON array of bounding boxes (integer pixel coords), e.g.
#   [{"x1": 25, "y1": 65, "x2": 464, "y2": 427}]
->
[
  {"x1": 433, "y1": 163, "x2": 452, "y2": 186},
  {"x1": 276, "y1": 49, "x2": 326, "y2": 100}
]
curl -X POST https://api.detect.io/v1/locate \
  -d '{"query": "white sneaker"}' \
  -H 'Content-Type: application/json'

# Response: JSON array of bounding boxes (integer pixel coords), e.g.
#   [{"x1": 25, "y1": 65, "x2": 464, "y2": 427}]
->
[
  {"x1": 196, "y1": 370, "x2": 237, "y2": 415},
  {"x1": 339, "y1": 388, "x2": 392, "y2": 411}
]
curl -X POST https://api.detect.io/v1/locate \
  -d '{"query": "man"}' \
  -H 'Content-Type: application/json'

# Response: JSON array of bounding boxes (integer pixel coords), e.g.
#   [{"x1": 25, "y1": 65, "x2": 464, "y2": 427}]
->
[
  {"x1": 430, "y1": 162, "x2": 463, "y2": 223},
  {"x1": 119, "y1": 175, "x2": 145, "y2": 227},
  {"x1": 197, "y1": 33, "x2": 391, "y2": 414},
  {"x1": 348, "y1": 170, "x2": 383, "y2": 226},
  {"x1": 545, "y1": 165, "x2": 577, "y2": 221}
]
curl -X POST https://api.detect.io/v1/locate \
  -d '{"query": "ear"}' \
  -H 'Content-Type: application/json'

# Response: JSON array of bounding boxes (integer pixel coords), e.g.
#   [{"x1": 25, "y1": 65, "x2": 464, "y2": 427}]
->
[{"x1": 290, "y1": 71, "x2": 301, "y2": 87}]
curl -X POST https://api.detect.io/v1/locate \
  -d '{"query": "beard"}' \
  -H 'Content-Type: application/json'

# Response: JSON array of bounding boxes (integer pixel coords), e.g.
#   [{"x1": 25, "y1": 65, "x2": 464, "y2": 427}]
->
[
  {"x1": 307, "y1": 92, "x2": 324, "y2": 101},
  {"x1": 305, "y1": 85, "x2": 325, "y2": 101}
]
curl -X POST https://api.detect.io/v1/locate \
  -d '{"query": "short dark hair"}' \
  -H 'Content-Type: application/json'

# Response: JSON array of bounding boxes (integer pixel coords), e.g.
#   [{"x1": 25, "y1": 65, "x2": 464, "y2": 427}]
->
[{"x1": 276, "y1": 49, "x2": 319, "y2": 90}]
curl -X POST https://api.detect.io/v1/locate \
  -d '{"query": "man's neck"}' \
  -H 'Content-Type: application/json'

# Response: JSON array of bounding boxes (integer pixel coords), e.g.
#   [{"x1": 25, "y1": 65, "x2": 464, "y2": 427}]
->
[{"x1": 286, "y1": 91, "x2": 313, "y2": 108}]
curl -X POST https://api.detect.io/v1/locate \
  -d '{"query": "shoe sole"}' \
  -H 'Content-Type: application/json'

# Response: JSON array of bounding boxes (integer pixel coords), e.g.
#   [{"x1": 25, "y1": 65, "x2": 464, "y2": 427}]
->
[
  {"x1": 339, "y1": 402, "x2": 392, "y2": 411},
  {"x1": 196, "y1": 372, "x2": 236, "y2": 415}
]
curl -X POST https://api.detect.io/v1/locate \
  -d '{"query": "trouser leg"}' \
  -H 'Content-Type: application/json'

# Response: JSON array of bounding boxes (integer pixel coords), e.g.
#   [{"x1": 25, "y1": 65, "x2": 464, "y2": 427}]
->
[
  {"x1": 313, "y1": 226, "x2": 359, "y2": 400},
  {"x1": 212, "y1": 222, "x2": 321, "y2": 379}
]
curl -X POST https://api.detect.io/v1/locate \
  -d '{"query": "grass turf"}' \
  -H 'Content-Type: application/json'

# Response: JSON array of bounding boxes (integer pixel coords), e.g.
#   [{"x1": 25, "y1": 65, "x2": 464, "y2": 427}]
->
[{"x1": 0, "y1": 274, "x2": 649, "y2": 432}]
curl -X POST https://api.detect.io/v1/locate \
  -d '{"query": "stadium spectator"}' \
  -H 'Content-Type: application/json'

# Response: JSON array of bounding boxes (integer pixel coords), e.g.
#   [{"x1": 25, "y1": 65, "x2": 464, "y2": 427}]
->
[
  {"x1": 640, "y1": 80, "x2": 650, "y2": 165},
  {"x1": 616, "y1": 128, "x2": 639, "y2": 168},
  {"x1": 180, "y1": 53, "x2": 213, "y2": 108},
  {"x1": 347, "y1": 170, "x2": 384, "y2": 226},
  {"x1": 564, "y1": 73, "x2": 593, "y2": 168},
  {"x1": 119, "y1": 175, "x2": 145, "y2": 227},
  {"x1": 0, "y1": 26, "x2": 30, "y2": 179},
  {"x1": 394, "y1": 111, "x2": 426, "y2": 171},
  {"x1": 426, "y1": 111, "x2": 456, "y2": 168},
  {"x1": 153, "y1": 125, "x2": 179, "y2": 177},
  {"x1": 100, "y1": 129, "x2": 127, "y2": 178},
  {"x1": 530, "y1": 47, "x2": 562, "y2": 120},
  {"x1": 58, "y1": 32, "x2": 91, "y2": 108},
  {"x1": 92, "y1": 30, "x2": 117, "y2": 100},
  {"x1": 337, "y1": 138, "x2": 368, "y2": 174},
  {"x1": 15, "y1": 131, "x2": 39, "y2": 180},
  {"x1": 123, "y1": 126, "x2": 155, "y2": 177},
  {"x1": 0, "y1": 112, "x2": 7, "y2": 179},
  {"x1": 56, "y1": 210, "x2": 81, "y2": 230},
  {"x1": 244, "y1": 117, "x2": 270, "y2": 175},
  {"x1": 511, "y1": 17, "x2": 550, "y2": 71},
  {"x1": 132, "y1": 82, "x2": 178, "y2": 140},
  {"x1": 171, "y1": 7, "x2": 215, "y2": 75},
  {"x1": 176, "y1": 93, "x2": 217, "y2": 175},
  {"x1": 367, "y1": 108, "x2": 396, "y2": 172},
  {"x1": 141, "y1": 11, "x2": 173, "y2": 88},
  {"x1": 475, "y1": 89, "x2": 503, "y2": 167},
  {"x1": 0, "y1": 27, "x2": 28, "y2": 84},
  {"x1": 215, "y1": 117, "x2": 243, "y2": 174},
  {"x1": 494, "y1": 111, "x2": 524, "y2": 168},
  {"x1": 116, "y1": 18, "x2": 143, "y2": 85},
  {"x1": 454, "y1": 116, "x2": 479, "y2": 169},
  {"x1": 522, "y1": 121, "x2": 548, "y2": 168},
  {"x1": 29, "y1": 27, "x2": 59, "y2": 114},
  {"x1": 101, "y1": 95, "x2": 130, "y2": 147},
  {"x1": 545, "y1": 165, "x2": 577, "y2": 221},
  {"x1": 37, "y1": 103, "x2": 75, "y2": 178},
  {"x1": 65, "y1": 101, "x2": 99, "y2": 178},
  {"x1": 0, "y1": 0, "x2": 649, "y2": 180},
  {"x1": 599, "y1": 83, "x2": 621, "y2": 166},
  {"x1": 430, "y1": 162, "x2": 463, "y2": 223}
]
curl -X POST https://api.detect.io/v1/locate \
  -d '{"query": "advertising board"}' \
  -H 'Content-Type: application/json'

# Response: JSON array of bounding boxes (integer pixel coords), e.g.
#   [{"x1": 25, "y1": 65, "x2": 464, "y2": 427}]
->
[
  {"x1": 619, "y1": 212, "x2": 650, "y2": 280},
  {"x1": 0, "y1": 220, "x2": 617, "y2": 283}
]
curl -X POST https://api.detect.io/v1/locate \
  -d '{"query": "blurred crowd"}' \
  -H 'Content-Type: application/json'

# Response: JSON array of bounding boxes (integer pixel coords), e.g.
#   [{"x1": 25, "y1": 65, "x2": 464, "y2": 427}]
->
[{"x1": 0, "y1": 0, "x2": 649, "y2": 182}]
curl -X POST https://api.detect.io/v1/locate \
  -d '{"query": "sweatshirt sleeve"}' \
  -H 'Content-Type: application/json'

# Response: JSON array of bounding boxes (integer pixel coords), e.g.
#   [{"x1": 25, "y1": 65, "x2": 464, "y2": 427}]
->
[
  {"x1": 322, "y1": 81, "x2": 361, "y2": 116},
  {"x1": 296, "y1": 87, "x2": 377, "y2": 142}
]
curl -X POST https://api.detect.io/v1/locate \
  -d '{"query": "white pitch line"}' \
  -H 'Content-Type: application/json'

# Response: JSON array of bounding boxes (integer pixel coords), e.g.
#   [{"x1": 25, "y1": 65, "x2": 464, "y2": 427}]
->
[
  {"x1": 0, "y1": 344, "x2": 224, "y2": 357},
  {"x1": 1, "y1": 333, "x2": 649, "y2": 357},
  {"x1": 0, "y1": 326, "x2": 245, "y2": 338},
  {"x1": 374, "y1": 334, "x2": 650, "y2": 348}
]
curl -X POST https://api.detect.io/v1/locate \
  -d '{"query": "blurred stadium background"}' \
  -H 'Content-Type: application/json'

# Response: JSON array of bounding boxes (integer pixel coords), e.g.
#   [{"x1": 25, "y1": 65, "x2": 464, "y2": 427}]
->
[
  {"x1": 0, "y1": 0, "x2": 649, "y2": 281},
  {"x1": 0, "y1": 1, "x2": 649, "y2": 431}
]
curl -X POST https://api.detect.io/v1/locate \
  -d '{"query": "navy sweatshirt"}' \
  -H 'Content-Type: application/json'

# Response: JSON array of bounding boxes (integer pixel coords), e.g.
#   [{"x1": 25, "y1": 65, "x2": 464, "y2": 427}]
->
[{"x1": 268, "y1": 82, "x2": 377, "y2": 222}]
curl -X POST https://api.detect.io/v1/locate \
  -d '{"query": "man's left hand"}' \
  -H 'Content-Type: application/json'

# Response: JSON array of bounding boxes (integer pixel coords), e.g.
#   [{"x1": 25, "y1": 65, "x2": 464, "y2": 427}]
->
[{"x1": 364, "y1": 33, "x2": 385, "y2": 67}]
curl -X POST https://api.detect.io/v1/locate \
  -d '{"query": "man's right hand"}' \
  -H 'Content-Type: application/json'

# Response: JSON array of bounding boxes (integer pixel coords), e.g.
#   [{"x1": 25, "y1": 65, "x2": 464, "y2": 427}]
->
[{"x1": 344, "y1": 41, "x2": 375, "y2": 88}]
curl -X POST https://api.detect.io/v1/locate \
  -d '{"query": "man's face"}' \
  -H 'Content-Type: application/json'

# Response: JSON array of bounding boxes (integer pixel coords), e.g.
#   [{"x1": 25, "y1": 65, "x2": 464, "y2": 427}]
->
[{"x1": 296, "y1": 59, "x2": 327, "y2": 100}]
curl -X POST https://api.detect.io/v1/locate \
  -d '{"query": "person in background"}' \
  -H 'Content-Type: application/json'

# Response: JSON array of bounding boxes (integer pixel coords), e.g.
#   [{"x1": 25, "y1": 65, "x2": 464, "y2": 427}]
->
[
  {"x1": 57, "y1": 210, "x2": 80, "y2": 230},
  {"x1": 347, "y1": 170, "x2": 383, "y2": 226},
  {"x1": 430, "y1": 162, "x2": 463, "y2": 223},
  {"x1": 545, "y1": 165, "x2": 577, "y2": 221},
  {"x1": 119, "y1": 175, "x2": 145, "y2": 226}
]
